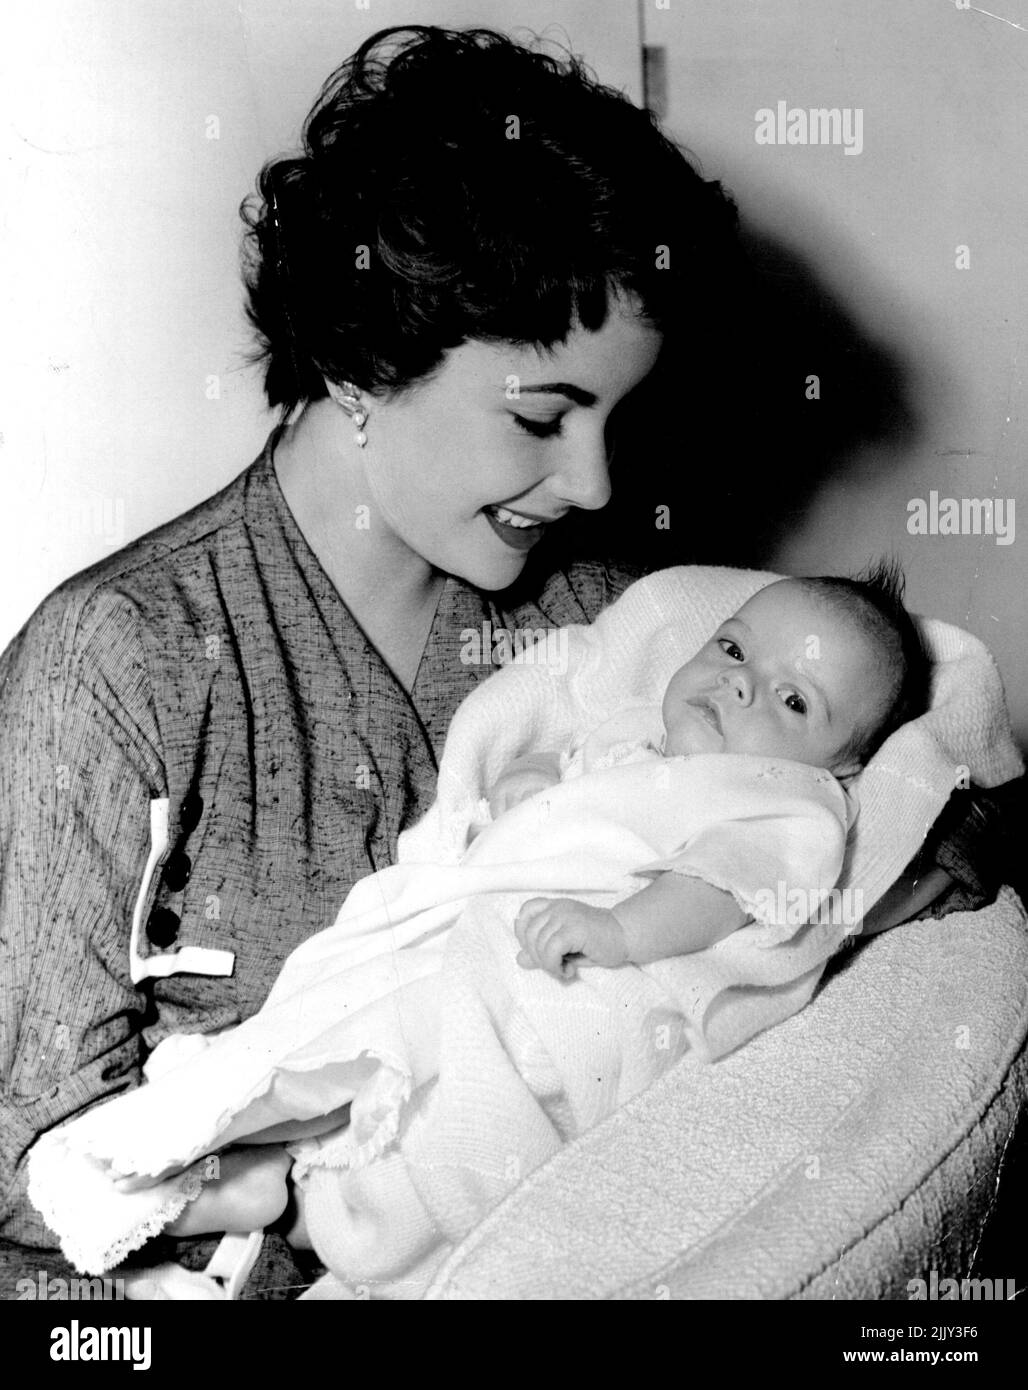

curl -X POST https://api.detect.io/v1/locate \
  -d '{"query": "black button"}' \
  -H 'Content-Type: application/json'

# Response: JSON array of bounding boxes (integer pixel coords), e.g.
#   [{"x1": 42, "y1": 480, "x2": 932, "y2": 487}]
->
[
  {"x1": 180, "y1": 792, "x2": 204, "y2": 835},
  {"x1": 162, "y1": 849, "x2": 192, "y2": 892},
  {"x1": 146, "y1": 906, "x2": 180, "y2": 948}
]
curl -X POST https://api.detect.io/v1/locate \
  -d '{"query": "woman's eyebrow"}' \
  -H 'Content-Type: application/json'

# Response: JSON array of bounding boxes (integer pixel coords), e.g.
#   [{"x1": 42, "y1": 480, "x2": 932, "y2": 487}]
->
[{"x1": 518, "y1": 382, "x2": 598, "y2": 407}]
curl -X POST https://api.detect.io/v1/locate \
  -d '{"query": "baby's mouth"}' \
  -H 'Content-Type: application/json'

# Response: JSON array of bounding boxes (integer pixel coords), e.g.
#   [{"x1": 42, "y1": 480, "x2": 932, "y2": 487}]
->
[{"x1": 689, "y1": 698, "x2": 723, "y2": 735}]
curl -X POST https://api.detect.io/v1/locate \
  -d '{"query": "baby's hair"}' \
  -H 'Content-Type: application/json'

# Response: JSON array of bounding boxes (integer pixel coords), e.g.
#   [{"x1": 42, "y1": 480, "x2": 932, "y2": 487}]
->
[{"x1": 795, "y1": 559, "x2": 932, "y2": 767}]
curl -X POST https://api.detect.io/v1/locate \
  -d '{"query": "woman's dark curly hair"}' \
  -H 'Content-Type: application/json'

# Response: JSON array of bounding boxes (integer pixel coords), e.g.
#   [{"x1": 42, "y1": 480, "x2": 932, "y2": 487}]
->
[{"x1": 240, "y1": 24, "x2": 741, "y2": 414}]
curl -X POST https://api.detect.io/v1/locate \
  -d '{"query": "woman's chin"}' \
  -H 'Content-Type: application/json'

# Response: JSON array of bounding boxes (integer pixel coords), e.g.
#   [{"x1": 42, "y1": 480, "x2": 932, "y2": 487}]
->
[{"x1": 452, "y1": 547, "x2": 531, "y2": 594}]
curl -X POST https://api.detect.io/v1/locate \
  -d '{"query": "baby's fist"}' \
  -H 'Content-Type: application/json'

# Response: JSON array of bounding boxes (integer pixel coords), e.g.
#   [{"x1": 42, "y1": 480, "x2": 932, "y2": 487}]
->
[{"x1": 514, "y1": 898, "x2": 628, "y2": 980}]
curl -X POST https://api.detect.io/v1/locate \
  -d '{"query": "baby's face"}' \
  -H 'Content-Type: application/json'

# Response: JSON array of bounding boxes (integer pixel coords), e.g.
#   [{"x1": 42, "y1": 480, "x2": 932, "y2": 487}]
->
[{"x1": 661, "y1": 580, "x2": 888, "y2": 775}]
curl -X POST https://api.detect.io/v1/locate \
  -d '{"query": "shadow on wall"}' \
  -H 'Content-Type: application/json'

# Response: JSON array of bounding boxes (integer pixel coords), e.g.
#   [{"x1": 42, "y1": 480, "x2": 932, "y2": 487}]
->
[
  {"x1": 531, "y1": 215, "x2": 921, "y2": 575},
  {"x1": 520, "y1": 210, "x2": 1028, "y2": 881}
]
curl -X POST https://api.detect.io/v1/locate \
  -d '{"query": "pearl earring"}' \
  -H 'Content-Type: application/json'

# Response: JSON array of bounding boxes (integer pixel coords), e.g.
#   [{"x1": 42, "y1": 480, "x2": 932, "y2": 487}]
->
[{"x1": 334, "y1": 381, "x2": 369, "y2": 448}]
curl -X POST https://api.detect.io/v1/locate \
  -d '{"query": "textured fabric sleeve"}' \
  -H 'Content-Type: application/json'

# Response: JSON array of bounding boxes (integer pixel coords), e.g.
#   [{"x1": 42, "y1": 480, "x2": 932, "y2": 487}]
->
[
  {"x1": 0, "y1": 588, "x2": 165, "y2": 1243},
  {"x1": 531, "y1": 556, "x2": 647, "y2": 627},
  {"x1": 914, "y1": 781, "x2": 1026, "y2": 918},
  {"x1": 641, "y1": 767, "x2": 851, "y2": 946}
]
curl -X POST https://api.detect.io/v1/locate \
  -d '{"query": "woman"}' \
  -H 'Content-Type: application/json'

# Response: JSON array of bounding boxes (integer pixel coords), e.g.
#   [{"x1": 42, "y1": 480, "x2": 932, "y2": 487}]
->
[{"x1": 0, "y1": 25, "x2": 1000, "y2": 1300}]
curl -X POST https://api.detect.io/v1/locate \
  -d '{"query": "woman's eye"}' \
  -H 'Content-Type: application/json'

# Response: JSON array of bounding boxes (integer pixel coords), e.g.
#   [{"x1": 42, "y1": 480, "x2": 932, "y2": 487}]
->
[
  {"x1": 512, "y1": 414, "x2": 563, "y2": 439},
  {"x1": 781, "y1": 691, "x2": 807, "y2": 715},
  {"x1": 718, "y1": 638, "x2": 744, "y2": 661}
]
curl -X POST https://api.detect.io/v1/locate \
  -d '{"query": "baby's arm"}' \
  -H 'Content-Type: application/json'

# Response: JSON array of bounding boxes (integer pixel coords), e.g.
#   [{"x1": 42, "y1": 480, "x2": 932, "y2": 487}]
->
[
  {"x1": 515, "y1": 874, "x2": 748, "y2": 980},
  {"x1": 487, "y1": 750, "x2": 563, "y2": 819},
  {"x1": 613, "y1": 873, "x2": 747, "y2": 962}
]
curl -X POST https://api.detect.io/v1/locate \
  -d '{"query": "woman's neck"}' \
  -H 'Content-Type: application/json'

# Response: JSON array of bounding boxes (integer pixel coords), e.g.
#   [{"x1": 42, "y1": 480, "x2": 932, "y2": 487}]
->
[{"x1": 272, "y1": 398, "x2": 446, "y2": 690}]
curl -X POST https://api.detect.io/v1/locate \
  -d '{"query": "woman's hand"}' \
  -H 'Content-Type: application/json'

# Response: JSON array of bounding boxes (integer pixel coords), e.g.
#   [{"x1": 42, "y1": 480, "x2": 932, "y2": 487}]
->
[
  {"x1": 487, "y1": 752, "x2": 562, "y2": 820},
  {"x1": 488, "y1": 768, "x2": 558, "y2": 819},
  {"x1": 515, "y1": 897, "x2": 628, "y2": 980},
  {"x1": 112, "y1": 1163, "x2": 191, "y2": 1193}
]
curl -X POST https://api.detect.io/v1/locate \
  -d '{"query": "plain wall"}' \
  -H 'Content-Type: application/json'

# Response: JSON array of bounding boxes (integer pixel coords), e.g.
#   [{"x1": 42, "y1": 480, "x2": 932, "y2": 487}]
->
[
  {"x1": 2, "y1": 0, "x2": 1025, "y2": 746},
  {"x1": 0, "y1": 0, "x2": 641, "y2": 642},
  {"x1": 644, "y1": 0, "x2": 1027, "y2": 745}
]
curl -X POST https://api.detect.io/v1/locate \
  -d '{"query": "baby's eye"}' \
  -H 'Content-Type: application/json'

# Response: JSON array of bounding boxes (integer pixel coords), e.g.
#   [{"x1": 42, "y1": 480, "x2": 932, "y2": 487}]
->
[
  {"x1": 512, "y1": 414, "x2": 564, "y2": 439},
  {"x1": 781, "y1": 690, "x2": 807, "y2": 715},
  {"x1": 718, "y1": 638, "x2": 744, "y2": 661}
]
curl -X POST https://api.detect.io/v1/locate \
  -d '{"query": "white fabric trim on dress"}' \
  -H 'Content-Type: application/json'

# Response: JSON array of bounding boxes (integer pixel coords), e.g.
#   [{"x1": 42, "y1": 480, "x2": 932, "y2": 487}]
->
[{"x1": 129, "y1": 797, "x2": 235, "y2": 982}]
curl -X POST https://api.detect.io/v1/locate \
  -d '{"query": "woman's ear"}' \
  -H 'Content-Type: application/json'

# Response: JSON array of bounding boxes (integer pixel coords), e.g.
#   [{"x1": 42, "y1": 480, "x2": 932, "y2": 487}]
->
[{"x1": 325, "y1": 375, "x2": 358, "y2": 405}]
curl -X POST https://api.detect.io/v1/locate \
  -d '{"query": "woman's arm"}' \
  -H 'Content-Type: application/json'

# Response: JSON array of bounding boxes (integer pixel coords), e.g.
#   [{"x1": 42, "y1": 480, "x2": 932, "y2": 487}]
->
[
  {"x1": 857, "y1": 866, "x2": 954, "y2": 937},
  {"x1": 0, "y1": 592, "x2": 163, "y2": 1245},
  {"x1": 856, "y1": 779, "x2": 1026, "y2": 937}
]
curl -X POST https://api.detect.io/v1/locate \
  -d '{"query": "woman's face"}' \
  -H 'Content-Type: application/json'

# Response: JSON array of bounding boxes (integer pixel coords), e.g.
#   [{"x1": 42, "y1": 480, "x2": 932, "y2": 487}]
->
[{"x1": 355, "y1": 295, "x2": 663, "y2": 591}]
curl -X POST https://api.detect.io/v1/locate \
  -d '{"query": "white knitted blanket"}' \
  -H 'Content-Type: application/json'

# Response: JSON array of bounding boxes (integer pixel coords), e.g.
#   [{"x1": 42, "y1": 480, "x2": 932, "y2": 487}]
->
[
  {"x1": 407, "y1": 564, "x2": 1021, "y2": 906},
  {"x1": 26, "y1": 566, "x2": 1022, "y2": 1277}
]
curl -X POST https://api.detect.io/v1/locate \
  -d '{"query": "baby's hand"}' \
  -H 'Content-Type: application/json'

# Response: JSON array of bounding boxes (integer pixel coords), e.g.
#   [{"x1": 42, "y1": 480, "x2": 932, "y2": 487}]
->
[
  {"x1": 514, "y1": 898, "x2": 628, "y2": 980},
  {"x1": 487, "y1": 767, "x2": 559, "y2": 820}
]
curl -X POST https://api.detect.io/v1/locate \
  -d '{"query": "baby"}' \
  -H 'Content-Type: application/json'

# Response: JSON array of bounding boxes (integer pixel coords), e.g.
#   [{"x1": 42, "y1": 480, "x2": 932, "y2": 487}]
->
[
  {"x1": 505, "y1": 563, "x2": 929, "y2": 981},
  {"x1": 115, "y1": 563, "x2": 929, "y2": 1254}
]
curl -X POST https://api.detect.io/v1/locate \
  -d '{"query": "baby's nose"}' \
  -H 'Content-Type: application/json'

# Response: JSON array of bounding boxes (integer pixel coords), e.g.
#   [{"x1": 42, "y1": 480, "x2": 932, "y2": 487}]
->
[{"x1": 718, "y1": 670, "x2": 753, "y2": 703}]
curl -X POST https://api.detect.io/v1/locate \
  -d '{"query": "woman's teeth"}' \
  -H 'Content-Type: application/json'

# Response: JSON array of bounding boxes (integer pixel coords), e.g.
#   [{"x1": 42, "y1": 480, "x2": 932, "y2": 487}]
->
[{"x1": 487, "y1": 505, "x2": 541, "y2": 530}]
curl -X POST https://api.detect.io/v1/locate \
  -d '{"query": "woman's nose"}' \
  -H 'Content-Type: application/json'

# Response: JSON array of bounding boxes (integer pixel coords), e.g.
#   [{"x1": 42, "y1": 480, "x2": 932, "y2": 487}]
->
[
  {"x1": 718, "y1": 669, "x2": 754, "y2": 705},
  {"x1": 549, "y1": 438, "x2": 612, "y2": 512}
]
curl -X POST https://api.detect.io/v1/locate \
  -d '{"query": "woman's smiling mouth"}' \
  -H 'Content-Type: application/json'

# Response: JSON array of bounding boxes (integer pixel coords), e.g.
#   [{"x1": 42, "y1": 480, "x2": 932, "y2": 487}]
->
[{"x1": 483, "y1": 503, "x2": 558, "y2": 550}]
